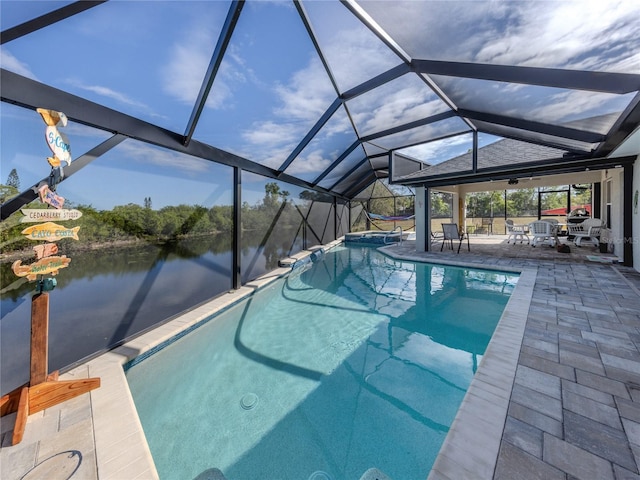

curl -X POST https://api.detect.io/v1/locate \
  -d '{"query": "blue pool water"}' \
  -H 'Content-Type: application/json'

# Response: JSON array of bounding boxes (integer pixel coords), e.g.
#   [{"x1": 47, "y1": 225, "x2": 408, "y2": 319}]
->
[{"x1": 126, "y1": 245, "x2": 518, "y2": 480}]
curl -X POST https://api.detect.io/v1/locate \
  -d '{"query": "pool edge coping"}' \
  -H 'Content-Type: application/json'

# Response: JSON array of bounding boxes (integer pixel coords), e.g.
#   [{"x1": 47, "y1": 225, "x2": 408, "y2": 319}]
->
[{"x1": 84, "y1": 238, "x2": 532, "y2": 479}]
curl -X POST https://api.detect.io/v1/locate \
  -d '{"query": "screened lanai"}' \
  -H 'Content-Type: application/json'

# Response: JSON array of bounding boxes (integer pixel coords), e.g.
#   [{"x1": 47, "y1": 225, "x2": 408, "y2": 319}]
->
[{"x1": 2, "y1": 0, "x2": 640, "y2": 395}]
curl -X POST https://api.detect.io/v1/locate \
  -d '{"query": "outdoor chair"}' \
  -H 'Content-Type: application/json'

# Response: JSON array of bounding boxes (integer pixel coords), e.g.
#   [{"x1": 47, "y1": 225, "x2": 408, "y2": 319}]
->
[
  {"x1": 476, "y1": 217, "x2": 493, "y2": 235},
  {"x1": 528, "y1": 220, "x2": 556, "y2": 247},
  {"x1": 545, "y1": 218, "x2": 564, "y2": 234},
  {"x1": 430, "y1": 229, "x2": 444, "y2": 245},
  {"x1": 567, "y1": 218, "x2": 603, "y2": 247},
  {"x1": 506, "y1": 219, "x2": 529, "y2": 244},
  {"x1": 441, "y1": 223, "x2": 470, "y2": 253}
]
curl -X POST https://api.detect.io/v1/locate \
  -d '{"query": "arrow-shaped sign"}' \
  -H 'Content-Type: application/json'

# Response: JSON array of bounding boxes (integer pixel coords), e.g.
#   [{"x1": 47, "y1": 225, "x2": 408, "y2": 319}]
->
[{"x1": 20, "y1": 209, "x2": 83, "y2": 223}]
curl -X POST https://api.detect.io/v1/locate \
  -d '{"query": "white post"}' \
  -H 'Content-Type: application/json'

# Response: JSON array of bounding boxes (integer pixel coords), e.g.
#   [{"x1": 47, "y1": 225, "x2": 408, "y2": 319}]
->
[{"x1": 416, "y1": 187, "x2": 428, "y2": 252}]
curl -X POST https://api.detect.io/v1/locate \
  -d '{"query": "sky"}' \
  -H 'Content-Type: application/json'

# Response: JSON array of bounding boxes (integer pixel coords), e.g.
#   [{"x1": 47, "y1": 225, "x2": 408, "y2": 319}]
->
[{"x1": 1, "y1": 0, "x2": 638, "y2": 210}]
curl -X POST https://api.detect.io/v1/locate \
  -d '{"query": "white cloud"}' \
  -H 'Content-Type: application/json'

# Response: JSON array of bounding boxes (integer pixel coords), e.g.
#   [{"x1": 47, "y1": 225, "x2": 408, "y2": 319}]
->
[
  {"x1": 254, "y1": 145, "x2": 298, "y2": 170},
  {"x1": 243, "y1": 120, "x2": 299, "y2": 147},
  {"x1": 364, "y1": 1, "x2": 639, "y2": 72},
  {"x1": 162, "y1": 26, "x2": 219, "y2": 107},
  {"x1": 161, "y1": 21, "x2": 335, "y2": 168},
  {"x1": 63, "y1": 122, "x2": 112, "y2": 143},
  {"x1": 285, "y1": 146, "x2": 332, "y2": 176},
  {"x1": 240, "y1": 121, "x2": 299, "y2": 169},
  {"x1": 351, "y1": 81, "x2": 446, "y2": 137},
  {"x1": 237, "y1": 57, "x2": 338, "y2": 165},
  {"x1": 161, "y1": 10, "x2": 249, "y2": 111},
  {"x1": 323, "y1": 26, "x2": 399, "y2": 90},
  {"x1": 273, "y1": 57, "x2": 335, "y2": 122},
  {"x1": 399, "y1": 134, "x2": 472, "y2": 165},
  {"x1": 304, "y1": 1, "x2": 402, "y2": 91},
  {"x1": 68, "y1": 80, "x2": 150, "y2": 110},
  {"x1": 469, "y1": 1, "x2": 640, "y2": 72},
  {"x1": 118, "y1": 141, "x2": 211, "y2": 175},
  {"x1": 528, "y1": 89, "x2": 632, "y2": 127},
  {"x1": 0, "y1": 48, "x2": 38, "y2": 80}
]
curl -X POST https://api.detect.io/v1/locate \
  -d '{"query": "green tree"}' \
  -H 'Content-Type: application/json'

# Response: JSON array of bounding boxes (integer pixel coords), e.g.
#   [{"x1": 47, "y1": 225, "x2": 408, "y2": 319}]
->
[
  {"x1": 370, "y1": 197, "x2": 394, "y2": 217},
  {"x1": 431, "y1": 192, "x2": 452, "y2": 218},
  {"x1": 6, "y1": 168, "x2": 20, "y2": 190},
  {"x1": 1, "y1": 168, "x2": 21, "y2": 203},
  {"x1": 467, "y1": 191, "x2": 504, "y2": 218},
  {"x1": 142, "y1": 209, "x2": 161, "y2": 236},
  {"x1": 208, "y1": 205, "x2": 233, "y2": 233},
  {"x1": 396, "y1": 195, "x2": 414, "y2": 215},
  {"x1": 506, "y1": 188, "x2": 536, "y2": 216},
  {"x1": 570, "y1": 185, "x2": 591, "y2": 211},
  {"x1": 113, "y1": 204, "x2": 146, "y2": 237},
  {"x1": 540, "y1": 191, "x2": 566, "y2": 211},
  {"x1": 263, "y1": 182, "x2": 289, "y2": 210},
  {"x1": 0, "y1": 184, "x2": 19, "y2": 203}
]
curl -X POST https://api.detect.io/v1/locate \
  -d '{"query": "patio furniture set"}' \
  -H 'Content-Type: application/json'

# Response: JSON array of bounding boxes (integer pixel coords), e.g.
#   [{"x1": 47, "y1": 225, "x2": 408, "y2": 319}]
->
[
  {"x1": 506, "y1": 218, "x2": 604, "y2": 248},
  {"x1": 433, "y1": 218, "x2": 604, "y2": 255}
]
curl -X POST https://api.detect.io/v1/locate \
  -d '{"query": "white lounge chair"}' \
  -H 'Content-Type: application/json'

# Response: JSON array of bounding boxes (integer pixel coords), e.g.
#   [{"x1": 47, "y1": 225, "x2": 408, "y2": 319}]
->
[
  {"x1": 528, "y1": 221, "x2": 556, "y2": 247},
  {"x1": 506, "y1": 219, "x2": 529, "y2": 244},
  {"x1": 568, "y1": 218, "x2": 603, "y2": 247}
]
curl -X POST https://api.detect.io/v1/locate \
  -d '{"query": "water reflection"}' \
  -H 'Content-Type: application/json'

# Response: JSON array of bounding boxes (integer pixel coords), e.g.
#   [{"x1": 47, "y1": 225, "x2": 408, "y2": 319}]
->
[{"x1": 1, "y1": 235, "x2": 237, "y2": 394}]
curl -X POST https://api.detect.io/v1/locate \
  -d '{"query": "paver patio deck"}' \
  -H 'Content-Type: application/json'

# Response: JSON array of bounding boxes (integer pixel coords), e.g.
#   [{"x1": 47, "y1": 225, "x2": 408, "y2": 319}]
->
[{"x1": 1, "y1": 234, "x2": 639, "y2": 479}]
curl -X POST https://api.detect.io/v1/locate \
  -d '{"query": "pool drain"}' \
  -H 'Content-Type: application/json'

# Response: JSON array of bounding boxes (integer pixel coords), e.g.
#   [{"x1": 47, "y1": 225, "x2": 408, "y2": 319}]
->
[{"x1": 240, "y1": 393, "x2": 258, "y2": 410}]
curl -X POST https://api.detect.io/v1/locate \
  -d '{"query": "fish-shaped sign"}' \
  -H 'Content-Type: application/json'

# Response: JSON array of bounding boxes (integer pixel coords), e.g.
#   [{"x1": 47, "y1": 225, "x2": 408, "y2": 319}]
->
[
  {"x1": 37, "y1": 108, "x2": 72, "y2": 165},
  {"x1": 45, "y1": 126, "x2": 72, "y2": 165},
  {"x1": 12, "y1": 256, "x2": 71, "y2": 281},
  {"x1": 21, "y1": 222, "x2": 80, "y2": 242},
  {"x1": 20, "y1": 208, "x2": 82, "y2": 223},
  {"x1": 33, "y1": 243, "x2": 59, "y2": 259},
  {"x1": 36, "y1": 185, "x2": 65, "y2": 209}
]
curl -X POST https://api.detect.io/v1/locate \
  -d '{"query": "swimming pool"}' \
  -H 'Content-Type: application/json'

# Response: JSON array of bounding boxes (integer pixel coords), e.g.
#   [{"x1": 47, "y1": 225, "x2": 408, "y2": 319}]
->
[{"x1": 125, "y1": 245, "x2": 518, "y2": 480}]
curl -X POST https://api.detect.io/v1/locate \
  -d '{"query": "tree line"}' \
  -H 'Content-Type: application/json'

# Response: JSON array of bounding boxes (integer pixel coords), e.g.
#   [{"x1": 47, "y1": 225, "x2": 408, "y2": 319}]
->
[{"x1": 0, "y1": 181, "x2": 317, "y2": 256}]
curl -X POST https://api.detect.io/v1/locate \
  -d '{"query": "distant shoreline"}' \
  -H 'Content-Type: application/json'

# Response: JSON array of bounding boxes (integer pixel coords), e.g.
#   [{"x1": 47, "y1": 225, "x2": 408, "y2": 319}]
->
[
  {"x1": 0, "y1": 231, "x2": 228, "y2": 263},
  {"x1": 0, "y1": 238, "x2": 146, "y2": 263}
]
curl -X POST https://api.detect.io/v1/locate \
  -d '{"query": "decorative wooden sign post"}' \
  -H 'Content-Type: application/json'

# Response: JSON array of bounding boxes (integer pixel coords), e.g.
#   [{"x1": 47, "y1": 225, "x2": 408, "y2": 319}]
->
[{"x1": 0, "y1": 109, "x2": 100, "y2": 446}]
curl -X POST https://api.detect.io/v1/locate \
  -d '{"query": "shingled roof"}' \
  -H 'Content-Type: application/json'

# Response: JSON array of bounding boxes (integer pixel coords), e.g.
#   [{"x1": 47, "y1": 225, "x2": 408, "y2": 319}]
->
[{"x1": 397, "y1": 138, "x2": 567, "y2": 181}]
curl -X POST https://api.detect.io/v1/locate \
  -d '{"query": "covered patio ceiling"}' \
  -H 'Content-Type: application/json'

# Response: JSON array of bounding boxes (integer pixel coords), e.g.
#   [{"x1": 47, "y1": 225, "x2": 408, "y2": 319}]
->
[{"x1": 1, "y1": 1, "x2": 639, "y2": 205}]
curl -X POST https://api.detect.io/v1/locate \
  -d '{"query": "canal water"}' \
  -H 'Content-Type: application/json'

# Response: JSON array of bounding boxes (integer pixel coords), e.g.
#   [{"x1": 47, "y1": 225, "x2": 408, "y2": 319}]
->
[{"x1": 0, "y1": 234, "x2": 279, "y2": 394}]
